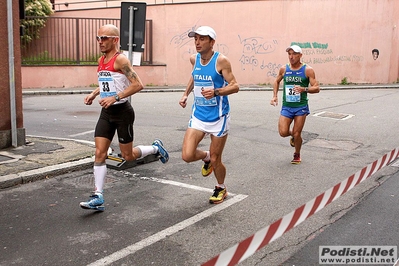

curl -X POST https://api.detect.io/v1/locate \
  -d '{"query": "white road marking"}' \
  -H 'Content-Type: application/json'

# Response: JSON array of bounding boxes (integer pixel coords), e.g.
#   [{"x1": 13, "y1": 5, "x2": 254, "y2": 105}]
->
[
  {"x1": 27, "y1": 135, "x2": 95, "y2": 146},
  {"x1": 27, "y1": 135, "x2": 247, "y2": 265},
  {"x1": 69, "y1": 130, "x2": 95, "y2": 137},
  {"x1": 138, "y1": 176, "x2": 237, "y2": 196},
  {"x1": 87, "y1": 179, "x2": 247, "y2": 266}
]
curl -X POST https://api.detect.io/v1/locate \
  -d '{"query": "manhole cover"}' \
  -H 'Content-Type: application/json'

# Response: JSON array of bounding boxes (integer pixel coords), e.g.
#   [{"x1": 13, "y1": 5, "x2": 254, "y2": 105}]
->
[
  {"x1": 306, "y1": 139, "x2": 361, "y2": 151},
  {"x1": 73, "y1": 175, "x2": 119, "y2": 185},
  {"x1": 313, "y1": 111, "x2": 354, "y2": 120}
]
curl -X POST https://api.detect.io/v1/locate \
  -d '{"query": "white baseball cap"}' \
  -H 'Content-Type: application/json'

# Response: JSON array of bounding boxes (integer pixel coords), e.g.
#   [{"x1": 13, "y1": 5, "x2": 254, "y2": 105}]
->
[
  {"x1": 286, "y1": 45, "x2": 302, "y2": 54},
  {"x1": 188, "y1": 26, "x2": 217, "y2": 40}
]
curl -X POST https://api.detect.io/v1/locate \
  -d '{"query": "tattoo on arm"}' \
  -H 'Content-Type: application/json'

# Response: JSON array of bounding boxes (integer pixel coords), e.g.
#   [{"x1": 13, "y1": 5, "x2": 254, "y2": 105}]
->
[{"x1": 121, "y1": 63, "x2": 138, "y2": 81}]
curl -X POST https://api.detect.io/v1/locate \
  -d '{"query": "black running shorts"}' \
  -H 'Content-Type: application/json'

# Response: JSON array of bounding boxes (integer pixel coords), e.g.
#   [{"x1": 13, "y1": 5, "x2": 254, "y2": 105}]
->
[{"x1": 94, "y1": 101, "x2": 135, "y2": 144}]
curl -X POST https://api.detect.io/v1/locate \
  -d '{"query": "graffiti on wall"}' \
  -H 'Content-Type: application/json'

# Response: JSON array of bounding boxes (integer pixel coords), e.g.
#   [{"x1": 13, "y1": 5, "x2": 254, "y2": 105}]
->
[
  {"x1": 372, "y1": 49, "x2": 379, "y2": 60},
  {"x1": 291, "y1": 42, "x2": 364, "y2": 65},
  {"x1": 178, "y1": 43, "x2": 229, "y2": 61},
  {"x1": 170, "y1": 27, "x2": 194, "y2": 48},
  {"x1": 170, "y1": 26, "x2": 368, "y2": 81},
  {"x1": 238, "y1": 35, "x2": 281, "y2": 77},
  {"x1": 170, "y1": 26, "x2": 229, "y2": 61}
]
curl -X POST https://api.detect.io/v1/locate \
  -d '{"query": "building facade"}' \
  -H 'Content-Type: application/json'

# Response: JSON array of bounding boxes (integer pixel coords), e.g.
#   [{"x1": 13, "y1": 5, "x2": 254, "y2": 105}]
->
[{"x1": 22, "y1": 0, "x2": 399, "y2": 88}]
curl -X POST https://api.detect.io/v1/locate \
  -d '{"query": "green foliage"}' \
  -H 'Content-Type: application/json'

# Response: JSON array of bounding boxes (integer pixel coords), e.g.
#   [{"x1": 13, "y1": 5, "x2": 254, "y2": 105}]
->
[
  {"x1": 22, "y1": 51, "x2": 98, "y2": 65},
  {"x1": 22, "y1": 50, "x2": 50, "y2": 63},
  {"x1": 340, "y1": 77, "x2": 349, "y2": 85},
  {"x1": 25, "y1": 0, "x2": 53, "y2": 16},
  {"x1": 84, "y1": 53, "x2": 102, "y2": 63},
  {"x1": 20, "y1": 0, "x2": 53, "y2": 44}
]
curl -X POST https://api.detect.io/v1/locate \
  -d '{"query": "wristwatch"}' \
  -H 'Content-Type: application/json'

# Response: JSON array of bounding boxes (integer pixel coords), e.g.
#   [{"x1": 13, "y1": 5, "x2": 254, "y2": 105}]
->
[
  {"x1": 214, "y1": 89, "x2": 220, "y2": 96},
  {"x1": 114, "y1": 95, "x2": 120, "y2": 101}
]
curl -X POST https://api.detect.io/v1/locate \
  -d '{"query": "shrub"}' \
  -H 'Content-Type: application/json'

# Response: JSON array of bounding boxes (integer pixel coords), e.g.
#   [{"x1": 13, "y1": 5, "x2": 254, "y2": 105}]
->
[{"x1": 20, "y1": 0, "x2": 53, "y2": 44}]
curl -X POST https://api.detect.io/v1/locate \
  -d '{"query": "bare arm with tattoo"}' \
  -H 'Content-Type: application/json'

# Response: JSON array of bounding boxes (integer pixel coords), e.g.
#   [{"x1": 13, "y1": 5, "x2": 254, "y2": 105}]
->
[
  {"x1": 115, "y1": 54, "x2": 144, "y2": 99},
  {"x1": 96, "y1": 54, "x2": 144, "y2": 108}
]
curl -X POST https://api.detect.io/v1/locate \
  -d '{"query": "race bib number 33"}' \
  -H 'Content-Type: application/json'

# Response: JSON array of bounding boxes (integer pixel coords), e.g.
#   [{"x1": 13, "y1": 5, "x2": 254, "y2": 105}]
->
[{"x1": 98, "y1": 72, "x2": 116, "y2": 98}]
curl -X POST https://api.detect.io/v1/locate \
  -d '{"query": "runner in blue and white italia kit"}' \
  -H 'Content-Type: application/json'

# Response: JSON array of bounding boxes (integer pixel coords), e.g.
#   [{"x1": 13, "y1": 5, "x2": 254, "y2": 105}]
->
[
  {"x1": 189, "y1": 51, "x2": 230, "y2": 137},
  {"x1": 179, "y1": 26, "x2": 239, "y2": 204}
]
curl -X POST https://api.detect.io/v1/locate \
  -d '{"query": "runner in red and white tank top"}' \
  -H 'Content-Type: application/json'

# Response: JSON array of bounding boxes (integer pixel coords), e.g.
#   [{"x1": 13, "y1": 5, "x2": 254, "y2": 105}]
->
[
  {"x1": 97, "y1": 52, "x2": 130, "y2": 104},
  {"x1": 79, "y1": 24, "x2": 169, "y2": 211}
]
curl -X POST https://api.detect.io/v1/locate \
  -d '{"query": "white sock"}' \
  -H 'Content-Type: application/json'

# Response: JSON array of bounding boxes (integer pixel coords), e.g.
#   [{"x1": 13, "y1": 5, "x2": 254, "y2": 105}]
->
[
  {"x1": 203, "y1": 151, "x2": 210, "y2": 162},
  {"x1": 136, "y1": 145, "x2": 157, "y2": 159},
  {"x1": 218, "y1": 184, "x2": 226, "y2": 189},
  {"x1": 94, "y1": 164, "x2": 107, "y2": 193}
]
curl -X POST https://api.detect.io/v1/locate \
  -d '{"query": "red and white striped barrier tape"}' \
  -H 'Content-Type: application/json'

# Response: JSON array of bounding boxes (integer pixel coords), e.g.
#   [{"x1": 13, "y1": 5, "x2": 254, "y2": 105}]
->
[{"x1": 202, "y1": 147, "x2": 399, "y2": 266}]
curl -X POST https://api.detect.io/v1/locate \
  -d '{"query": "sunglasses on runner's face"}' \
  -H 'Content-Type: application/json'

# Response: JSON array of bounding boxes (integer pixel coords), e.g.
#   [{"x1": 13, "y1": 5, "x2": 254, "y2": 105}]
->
[{"x1": 96, "y1": 36, "x2": 117, "y2": 42}]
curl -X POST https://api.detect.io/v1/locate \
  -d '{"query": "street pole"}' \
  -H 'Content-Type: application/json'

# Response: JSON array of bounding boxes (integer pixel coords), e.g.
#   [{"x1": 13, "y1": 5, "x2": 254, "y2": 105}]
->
[
  {"x1": 7, "y1": 0, "x2": 17, "y2": 147},
  {"x1": 127, "y1": 5, "x2": 136, "y2": 103}
]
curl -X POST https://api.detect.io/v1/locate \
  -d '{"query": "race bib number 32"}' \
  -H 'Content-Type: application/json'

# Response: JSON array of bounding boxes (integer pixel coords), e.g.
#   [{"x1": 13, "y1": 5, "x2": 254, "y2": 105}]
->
[{"x1": 285, "y1": 85, "x2": 300, "y2": 102}]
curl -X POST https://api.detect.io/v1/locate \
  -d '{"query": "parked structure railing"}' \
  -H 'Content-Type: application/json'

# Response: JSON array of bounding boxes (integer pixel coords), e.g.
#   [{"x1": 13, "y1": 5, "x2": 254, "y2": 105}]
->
[{"x1": 20, "y1": 16, "x2": 153, "y2": 65}]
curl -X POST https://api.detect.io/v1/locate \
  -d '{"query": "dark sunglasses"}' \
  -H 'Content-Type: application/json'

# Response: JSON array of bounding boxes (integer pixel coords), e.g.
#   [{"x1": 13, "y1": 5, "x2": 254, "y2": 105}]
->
[{"x1": 96, "y1": 36, "x2": 117, "y2": 42}]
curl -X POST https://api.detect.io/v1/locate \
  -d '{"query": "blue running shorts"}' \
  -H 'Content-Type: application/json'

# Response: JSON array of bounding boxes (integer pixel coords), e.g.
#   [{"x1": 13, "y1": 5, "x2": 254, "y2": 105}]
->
[{"x1": 280, "y1": 105, "x2": 310, "y2": 119}]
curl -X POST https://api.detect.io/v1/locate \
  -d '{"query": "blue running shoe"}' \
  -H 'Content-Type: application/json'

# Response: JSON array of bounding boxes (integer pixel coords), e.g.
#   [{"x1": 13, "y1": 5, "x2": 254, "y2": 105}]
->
[
  {"x1": 80, "y1": 193, "x2": 105, "y2": 211},
  {"x1": 152, "y1": 139, "x2": 169, "y2": 164}
]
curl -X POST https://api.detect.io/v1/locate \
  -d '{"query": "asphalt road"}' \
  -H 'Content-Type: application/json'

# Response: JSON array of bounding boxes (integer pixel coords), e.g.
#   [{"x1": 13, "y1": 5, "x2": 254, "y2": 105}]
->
[
  {"x1": 1, "y1": 88, "x2": 398, "y2": 265},
  {"x1": 283, "y1": 171, "x2": 399, "y2": 266}
]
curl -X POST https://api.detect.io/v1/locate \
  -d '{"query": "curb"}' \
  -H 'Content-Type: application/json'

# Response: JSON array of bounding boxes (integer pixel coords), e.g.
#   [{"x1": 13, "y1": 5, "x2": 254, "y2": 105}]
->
[
  {"x1": 0, "y1": 157, "x2": 94, "y2": 189},
  {"x1": 0, "y1": 136, "x2": 96, "y2": 190}
]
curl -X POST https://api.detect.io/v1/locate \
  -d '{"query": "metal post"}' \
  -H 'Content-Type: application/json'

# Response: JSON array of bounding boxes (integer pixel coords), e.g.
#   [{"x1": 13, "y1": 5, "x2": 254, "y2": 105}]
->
[
  {"x1": 128, "y1": 6, "x2": 134, "y2": 64},
  {"x1": 128, "y1": 5, "x2": 136, "y2": 102},
  {"x1": 76, "y1": 18, "x2": 80, "y2": 64},
  {"x1": 7, "y1": 0, "x2": 17, "y2": 147}
]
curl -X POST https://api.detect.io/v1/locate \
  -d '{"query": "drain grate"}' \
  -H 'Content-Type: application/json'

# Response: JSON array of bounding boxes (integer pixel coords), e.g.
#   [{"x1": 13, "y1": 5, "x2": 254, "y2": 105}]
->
[
  {"x1": 313, "y1": 111, "x2": 354, "y2": 120},
  {"x1": 72, "y1": 175, "x2": 119, "y2": 185},
  {"x1": 306, "y1": 139, "x2": 361, "y2": 151}
]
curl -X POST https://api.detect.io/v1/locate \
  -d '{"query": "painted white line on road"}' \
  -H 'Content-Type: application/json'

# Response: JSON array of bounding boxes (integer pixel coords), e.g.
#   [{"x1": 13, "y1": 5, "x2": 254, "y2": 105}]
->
[
  {"x1": 69, "y1": 130, "x2": 95, "y2": 137},
  {"x1": 25, "y1": 135, "x2": 246, "y2": 265},
  {"x1": 138, "y1": 176, "x2": 237, "y2": 196},
  {"x1": 87, "y1": 193, "x2": 248, "y2": 266},
  {"x1": 27, "y1": 134, "x2": 95, "y2": 146},
  {"x1": 27, "y1": 135, "x2": 113, "y2": 154}
]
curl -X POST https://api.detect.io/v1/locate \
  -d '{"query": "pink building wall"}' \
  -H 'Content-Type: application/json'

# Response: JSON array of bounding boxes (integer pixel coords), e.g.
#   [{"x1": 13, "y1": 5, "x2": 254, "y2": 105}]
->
[{"x1": 22, "y1": 0, "x2": 399, "y2": 88}]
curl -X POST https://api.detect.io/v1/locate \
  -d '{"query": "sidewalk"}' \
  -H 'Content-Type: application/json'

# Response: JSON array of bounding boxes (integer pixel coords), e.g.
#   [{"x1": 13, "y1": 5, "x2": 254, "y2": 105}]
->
[
  {"x1": 20, "y1": 83, "x2": 399, "y2": 95},
  {"x1": 0, "y1": 136, "x2": 94, "y2": 189},
  {"x1": 1, "y1": 83, "x2": 398, "y2": 190}
]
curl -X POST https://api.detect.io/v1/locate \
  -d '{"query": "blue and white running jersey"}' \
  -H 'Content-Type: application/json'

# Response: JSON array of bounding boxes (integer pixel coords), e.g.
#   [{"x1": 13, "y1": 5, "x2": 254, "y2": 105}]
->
[{"x1": 191, "y1": 51, "x2": 229, "y2": 122}]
